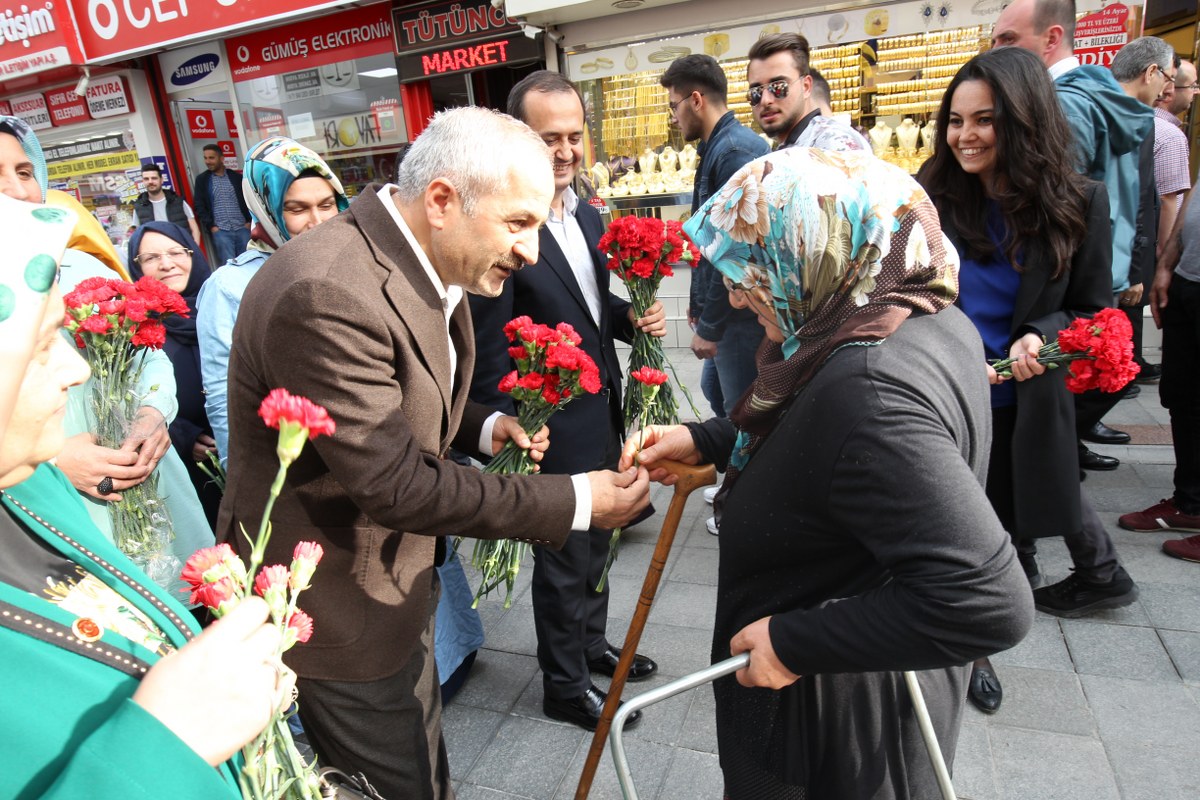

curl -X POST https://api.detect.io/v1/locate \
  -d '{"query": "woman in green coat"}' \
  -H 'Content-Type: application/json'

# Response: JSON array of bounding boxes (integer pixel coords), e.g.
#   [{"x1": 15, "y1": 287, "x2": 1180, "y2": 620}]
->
[{"x1": 0, "y1": 193, "x2": 289, "y2": 798}]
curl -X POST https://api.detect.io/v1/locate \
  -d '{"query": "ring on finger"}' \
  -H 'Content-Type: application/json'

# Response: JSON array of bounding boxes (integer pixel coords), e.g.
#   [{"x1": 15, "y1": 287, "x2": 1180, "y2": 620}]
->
[{"x1": 97, "y1": 477, "x2": 114, "y2": 495}]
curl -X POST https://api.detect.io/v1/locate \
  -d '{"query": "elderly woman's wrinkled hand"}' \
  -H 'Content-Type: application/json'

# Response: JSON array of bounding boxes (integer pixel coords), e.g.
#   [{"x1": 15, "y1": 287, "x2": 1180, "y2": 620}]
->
[
  {"x1": 56, "y1": 432, "x2": 152, "y2": 500},
  {"x1": 730, "y1": 617, "x2": 801, "y2": 690},
  {"x1": 121, "y1": 406, "x2": 171, "y2": 472},
  {"x1": 618, "y1": 424, "x2": 700, "y2": 485},
  {"x1": 131, "y1": 597, "x2": 291, "y2": 766}
]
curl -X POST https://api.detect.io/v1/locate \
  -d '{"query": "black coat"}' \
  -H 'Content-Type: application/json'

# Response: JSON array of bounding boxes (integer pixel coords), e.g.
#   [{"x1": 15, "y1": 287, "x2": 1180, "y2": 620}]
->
[
  {"x1": 469, "y1": 201, "x2": 633, "y2": 473},
  {"x1": 940, "y1": 181, "x2": 1113, "y2": 539}
]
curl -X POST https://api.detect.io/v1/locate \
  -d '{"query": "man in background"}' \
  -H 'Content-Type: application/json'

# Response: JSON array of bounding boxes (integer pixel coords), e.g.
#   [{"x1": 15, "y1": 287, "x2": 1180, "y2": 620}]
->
[
  {"x1": 660, "y1": 54, "x2": 769, "y2": 533},
  {"x1": 192, "y1": 143, "x2": 251, "y2": 265},
  {"x1": 131, "y1": 162, "x2": 201, "y2": 243}
]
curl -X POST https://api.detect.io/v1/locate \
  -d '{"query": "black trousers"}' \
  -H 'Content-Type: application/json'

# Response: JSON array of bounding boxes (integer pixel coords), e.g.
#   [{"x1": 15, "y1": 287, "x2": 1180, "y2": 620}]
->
[
  {"x1": 532, "y1": 429, "x2": 621, "y2": 700},
  {"x1": 296, "y1": 589, "x2": 452, "y2": 800},
  {"x1": 1162, "y1": 274, "x2": 1200, "y2": 513}
]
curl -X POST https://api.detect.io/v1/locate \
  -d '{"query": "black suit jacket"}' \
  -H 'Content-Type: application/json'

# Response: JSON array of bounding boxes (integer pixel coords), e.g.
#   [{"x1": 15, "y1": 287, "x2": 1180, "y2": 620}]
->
[
  {"x1": 939, "y1": 181, "x2": 1112, "y2": 539},
  {"x1": 470, "y1": 200, "x2": 633, "y2": 474}
]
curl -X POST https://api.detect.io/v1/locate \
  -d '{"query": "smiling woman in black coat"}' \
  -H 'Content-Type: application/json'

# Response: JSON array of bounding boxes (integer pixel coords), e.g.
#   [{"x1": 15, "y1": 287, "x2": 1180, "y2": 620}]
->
[
  {"x1": 917, "y1": 46, "x2": 1115, "y2": 714},
  {"x1": 127, "y1": 221, "x2": 220, "y2": 526}
]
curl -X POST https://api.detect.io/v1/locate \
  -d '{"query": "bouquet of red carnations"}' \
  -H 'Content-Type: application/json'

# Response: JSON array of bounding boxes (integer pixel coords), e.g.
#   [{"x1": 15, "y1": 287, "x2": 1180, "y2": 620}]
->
[
  {"x1": 990, "y1": 307, "x2": 1140, "y2": 392},
  {"x1": 464, "y1": 316, "x2": 601, "y2": 607},
  {"x1": 62, "y1": 275, "x2": 190, "y2": 588},
  {"x1": 182, "y1": 389, "x2": 335, "y2": 800},
  {"x1": 597, "y1": 215, "x2": 695, "y2": 427}
]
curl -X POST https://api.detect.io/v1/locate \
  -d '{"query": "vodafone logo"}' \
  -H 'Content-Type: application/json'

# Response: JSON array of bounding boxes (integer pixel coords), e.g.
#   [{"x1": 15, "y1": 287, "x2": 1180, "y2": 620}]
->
[
  {"x1": 237, "y1": 45, "x2": 249, "y2": 62},
  {"x1": 186, "y1": 108, "x2": 217, "y2": 137}
]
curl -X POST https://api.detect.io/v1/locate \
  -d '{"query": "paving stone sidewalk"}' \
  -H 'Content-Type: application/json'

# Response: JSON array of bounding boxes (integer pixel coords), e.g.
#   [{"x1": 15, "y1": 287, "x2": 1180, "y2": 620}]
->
[{"x1": 447, "y1": 344, "x2": 1197, "y2": 800}]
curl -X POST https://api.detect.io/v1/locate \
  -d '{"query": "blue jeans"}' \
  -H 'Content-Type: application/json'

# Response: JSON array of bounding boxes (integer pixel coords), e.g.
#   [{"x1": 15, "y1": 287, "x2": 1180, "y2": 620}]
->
[
  {"x1": 211, "y1": 226, "x2": 251, "y2": 267},
  {"x1": 700, "y1": 358, "x2": 725, "y2": 418},
  {"x1": 713, "y1": 318, "x2": 763, "y2": 410}
]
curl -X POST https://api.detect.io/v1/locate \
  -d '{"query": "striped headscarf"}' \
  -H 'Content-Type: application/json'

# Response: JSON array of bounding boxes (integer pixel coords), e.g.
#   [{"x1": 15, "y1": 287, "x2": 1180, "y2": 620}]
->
[{"x1": 243, "y1": 137, "x2": 349, "y2": 251}]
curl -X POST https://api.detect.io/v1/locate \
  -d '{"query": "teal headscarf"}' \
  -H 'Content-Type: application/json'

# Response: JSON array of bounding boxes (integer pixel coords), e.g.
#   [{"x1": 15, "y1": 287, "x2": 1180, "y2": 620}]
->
[
  {"x1": 684, "y1": 147, "x2": 959, "y2": 473},
  {"x1": 0, "y1": 115, "x2": 48, "y2": 200},
  {"x1": 242, "y1": 137, "x2": 349, "y2": 251}
]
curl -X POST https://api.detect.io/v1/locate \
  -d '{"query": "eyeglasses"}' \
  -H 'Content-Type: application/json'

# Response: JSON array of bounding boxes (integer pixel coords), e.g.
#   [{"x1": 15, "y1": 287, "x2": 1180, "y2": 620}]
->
[
  {"x1": 667, "y1": 91, "x2": 702, "y2": 114},
  {"x1": 135, "y1": 247, "x2": 192, "y2": 267},
  {"x1": 748, "y1": 77, "x2": 803, "y2": 107},
  {"x1": 1177, "y1": 82, "x2": 1200, "y2": 90},
  {"x1": 1153, "y1": 64, "x2": 1177, "y2": 83}
]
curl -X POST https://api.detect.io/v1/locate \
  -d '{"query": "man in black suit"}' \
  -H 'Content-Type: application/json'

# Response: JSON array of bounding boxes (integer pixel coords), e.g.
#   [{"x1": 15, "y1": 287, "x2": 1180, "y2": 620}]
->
[{"x1": 470, "y1": 71, "x2": 664, "y2": 731}]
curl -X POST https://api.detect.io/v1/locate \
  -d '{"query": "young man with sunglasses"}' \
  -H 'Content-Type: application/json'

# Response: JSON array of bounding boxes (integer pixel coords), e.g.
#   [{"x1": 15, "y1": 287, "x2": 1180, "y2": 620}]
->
[{"x1": 747, "y1": 33, "x2": 868, "y2": 151}]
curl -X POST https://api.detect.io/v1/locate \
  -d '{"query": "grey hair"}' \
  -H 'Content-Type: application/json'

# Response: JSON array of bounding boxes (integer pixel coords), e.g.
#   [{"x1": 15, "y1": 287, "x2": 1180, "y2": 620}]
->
[
  {"x1": 394, "y1": 107, "x2": 550, "y2": 215},
  {"x1": 1111, "y1": 36, "x2": 1174, "y2": 83}
]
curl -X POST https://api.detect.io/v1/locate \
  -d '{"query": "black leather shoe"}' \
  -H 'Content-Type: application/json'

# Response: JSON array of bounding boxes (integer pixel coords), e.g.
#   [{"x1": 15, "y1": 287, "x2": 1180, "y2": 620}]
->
[
  {"x1": 968, "y1": 665, "x2": 1003, "y2": 713},
  {"x1": 1079, "y1": 443, "x2": 1119, "y2": 471},
  {"x1": 588, "y1": 646, "x2": 658, "y2": 682},
  {"x1": 1082, "y1": 422, "x2": 1131, "y2": 445},
  {"x1": 543, "y1": 684, "x2": 641, "y2": 731},
  {"x1": 1121, "y1": 383, "x2": 1141, "y2": 399}
]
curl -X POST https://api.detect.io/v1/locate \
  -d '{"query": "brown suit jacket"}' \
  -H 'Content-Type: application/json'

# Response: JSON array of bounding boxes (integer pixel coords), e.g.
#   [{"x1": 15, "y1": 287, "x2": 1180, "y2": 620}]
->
[{"x1": 217, "y1": 184, "x2": 574, "y2": 681}]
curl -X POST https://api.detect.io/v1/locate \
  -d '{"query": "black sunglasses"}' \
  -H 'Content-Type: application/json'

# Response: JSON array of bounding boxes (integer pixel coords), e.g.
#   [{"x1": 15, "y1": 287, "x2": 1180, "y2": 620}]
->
[{"x1": 748, "y1": 77, "x2": 803, "y2": 107}]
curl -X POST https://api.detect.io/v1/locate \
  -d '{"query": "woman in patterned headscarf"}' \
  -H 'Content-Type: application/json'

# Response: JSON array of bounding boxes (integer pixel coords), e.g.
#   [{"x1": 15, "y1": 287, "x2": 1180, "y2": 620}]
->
[
  {"x1": 622, "y1": 147, "x2": 1033, "y2": 799},
  {"x1": 197, "y1": 136, "x2": 349, "y2": 465}
]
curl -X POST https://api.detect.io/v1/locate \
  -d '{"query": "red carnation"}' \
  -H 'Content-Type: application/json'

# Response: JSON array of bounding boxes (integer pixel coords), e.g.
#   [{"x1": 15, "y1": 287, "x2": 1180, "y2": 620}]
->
[
  {"x1": 630, "y1": 366, "x2": 668, "y2": 386},
  {"x1": 504, "y1": 315, "x2": 534, "y2": 342},
  {"x1": 181, "y1": 543, "x2": 239, "y2": 589},
  {"x1": 258, "y1": 388, "x2": 337, "y2": 439},
  {"x1": 287, "y1": 609, "x2": 314, "y2": 644},
  {"x1": 130, "y1": 320, "x2": 166, "y2": 349},
  {"x1": 517, "y1": 372, "x2": 545, "y2": 391},
  {"x1": 498, "y1": 371, "x2": 519, "y2": 394}
]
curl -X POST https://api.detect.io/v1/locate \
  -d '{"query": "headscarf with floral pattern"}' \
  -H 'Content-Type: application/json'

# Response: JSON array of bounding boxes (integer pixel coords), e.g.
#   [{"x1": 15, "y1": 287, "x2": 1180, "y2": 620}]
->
[
  {"x1": 242, "y1": 136, "x2": 349, "y2": 252},
  {"x1": 684, "y1": 147, "x2": 959, "y2": 476}
]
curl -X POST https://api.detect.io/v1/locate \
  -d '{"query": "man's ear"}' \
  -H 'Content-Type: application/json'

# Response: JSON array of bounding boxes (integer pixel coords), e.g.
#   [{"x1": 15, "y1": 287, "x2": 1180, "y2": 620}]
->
[
  {"x1": 425, "y1": 177, "x2": 457, "y2": 231},
  {"x1": 1044, "y1": 24, "x2": 1064, "y2": 55},
  {"x1": 801, "y1": 74, "x2": 814, "y2": 98}
]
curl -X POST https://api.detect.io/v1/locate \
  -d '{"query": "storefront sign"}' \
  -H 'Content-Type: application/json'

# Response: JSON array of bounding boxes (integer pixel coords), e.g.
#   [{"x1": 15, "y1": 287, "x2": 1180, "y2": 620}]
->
[
  {"x1": 0, "y1": 99, "x2": 9, "y2": 114},
  {"x1": 226, "y1": 108, "x2": 238, "y2": 137},
  {"x1": 68, "y1": 0, "x2": 357, "y2": 62},
  {"x1": 282, "y1": 67, "x2": 321, "y2": 100},
  {"x1": 9, "y1": 91, "x2": 50, "y2": 128},
  {"x1": 218, "y1": 139, "x2": 237, "y2": 169},
  {"x1": 1074, "y1": 4, "x2": 1129, "y2": 67},
  {"x1": 186, "y1": 108, "x2": 217, "y2": 136},
  {"x1": 45, "y1": 86, "x2": 88, "y2": 125},
  {"x1": 398, "y1": 33, "x2": 538, "y2": 81},
  {"x1": 0, "y1": 0, "x2": 82, "y2": 80},
  {"x1": 85, "y1": 74, "x2": 131, "y2": 118},
  {"x1": 227, "y1": 3, "x2": 394, "y2": 81},
  {"x1": 46, "y1": 148, "x2": 140, "y2": 179},
  {"x1": 392, "y1": 0, "x2": 519, "y2": 53},
  {"x1": 44, "y1": 133, "x2": 125, "y2": 160},
  {"x1": 158, "y1": 42, "x2": 229, "y2": 93}
]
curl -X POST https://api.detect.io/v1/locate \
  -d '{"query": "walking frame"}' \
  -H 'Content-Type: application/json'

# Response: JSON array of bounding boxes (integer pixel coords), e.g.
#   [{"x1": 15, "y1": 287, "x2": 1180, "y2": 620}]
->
[{"x1": 571, "y1": 461, "x2": 958, "y2": 800}]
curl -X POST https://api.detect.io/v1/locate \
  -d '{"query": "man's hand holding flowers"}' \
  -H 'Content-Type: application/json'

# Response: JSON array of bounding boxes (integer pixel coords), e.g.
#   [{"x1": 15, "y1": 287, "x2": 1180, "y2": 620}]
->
[
  {"x1": 490, "y1": 415, "x2": 550, "y2": 468},
  {"x1": 629, "y1": 299, "x2": 668, "y2": 338}
]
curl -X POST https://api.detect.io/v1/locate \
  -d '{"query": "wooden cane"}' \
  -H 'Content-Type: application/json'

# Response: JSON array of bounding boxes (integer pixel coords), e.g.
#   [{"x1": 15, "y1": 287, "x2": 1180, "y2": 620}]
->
[{"x1": 574, "y1": 460, "x2": 717, "y2": 800}]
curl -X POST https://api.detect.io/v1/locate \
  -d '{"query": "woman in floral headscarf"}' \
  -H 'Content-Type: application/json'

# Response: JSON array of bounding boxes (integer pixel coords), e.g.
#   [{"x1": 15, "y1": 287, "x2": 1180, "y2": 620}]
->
[
  {"x1": 197, "y1": 136, "x2": 349, "y2": 465},
  {"x1": 622, "y1": 148, "x2": 1033, "y2": 799}
]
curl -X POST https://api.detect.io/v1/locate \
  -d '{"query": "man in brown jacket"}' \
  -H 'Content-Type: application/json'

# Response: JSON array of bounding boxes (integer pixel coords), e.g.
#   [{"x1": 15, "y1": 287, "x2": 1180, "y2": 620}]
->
[{"x1": 218, "y1": 108, "x2": 649, "y2": 800}]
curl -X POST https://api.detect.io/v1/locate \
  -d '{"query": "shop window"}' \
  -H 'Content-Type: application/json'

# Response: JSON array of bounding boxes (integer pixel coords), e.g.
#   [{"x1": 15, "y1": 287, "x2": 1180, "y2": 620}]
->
[{"x1": 234, "y1": 52, "x2": 407, "y2": 197}]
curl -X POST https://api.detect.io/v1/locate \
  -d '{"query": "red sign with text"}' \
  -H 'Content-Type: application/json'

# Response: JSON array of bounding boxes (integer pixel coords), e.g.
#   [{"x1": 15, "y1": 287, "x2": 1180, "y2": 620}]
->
[
  {"x1": 67, "y1": 0, "x2": 351, "y2": 62},
  {"x1": 0, "y1": 0, "x2": 85, "y2": 82},
  {"x1": 45, "y1": 87, "x2": 89, "y2": 126},
  {"x1": 227, "y1": 3, "x2": 394, "y2": 81},
  {"x1": 0, "y1": 100, "x2": 8, "y2": 115},
  {"x1": 226, "y1": 109, "x2": 239, "y2": 138},
  {"x1": 187, "y1": 109, "x2": 217, "y2": 137},
  {"x1": 255, "y1": 108, "x2": 284, "y2": 137},
  {"x1": 1075, "y1": 4, "x2": 1130, "y2": 68}
]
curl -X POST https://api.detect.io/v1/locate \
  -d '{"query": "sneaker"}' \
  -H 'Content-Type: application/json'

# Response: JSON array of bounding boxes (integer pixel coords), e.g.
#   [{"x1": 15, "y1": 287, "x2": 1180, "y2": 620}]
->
[
  {"x1": 1163, "y1": 534, "x2": 1200, "y2": 563},
  {"x1": 1033, "y1": 568, "x2": 1138, "y2": 618},
  {"x1": 703, "y1": 486, "x2": 719, "y2": 504},
  {"x1": 1119, "y1": 498, "x2": 1200, "y2": 533},
  {"x1": 706, "y1": 516, "x2": 718, "y2": 536}
]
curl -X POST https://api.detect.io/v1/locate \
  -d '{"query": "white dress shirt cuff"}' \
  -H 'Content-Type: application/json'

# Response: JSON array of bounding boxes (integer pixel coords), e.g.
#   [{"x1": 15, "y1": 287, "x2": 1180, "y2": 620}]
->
[
  {"x1": 479, "y1": 411, "x2": 503, "y2": 457},
  {"x1": 570, "y1": 473, "x2": 593, "y2": 531}
]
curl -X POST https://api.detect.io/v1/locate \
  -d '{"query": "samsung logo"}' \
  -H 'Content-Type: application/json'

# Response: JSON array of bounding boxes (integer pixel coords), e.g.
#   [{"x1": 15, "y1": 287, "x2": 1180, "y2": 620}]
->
[{"x1": 171, "y1": 53, "x2": 220, "y2": 86}]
